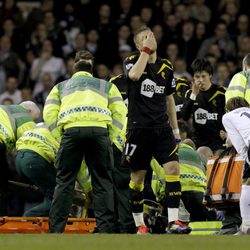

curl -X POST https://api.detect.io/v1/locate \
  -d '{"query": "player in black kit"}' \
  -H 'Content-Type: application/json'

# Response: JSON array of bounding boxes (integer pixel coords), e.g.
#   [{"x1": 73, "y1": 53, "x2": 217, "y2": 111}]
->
[
  {"x1": 181, "y1": 58, "x2": 226, "y2": 152},
  {"x1": 123, "y1": 26, "x2": 191, "y2": 234}
]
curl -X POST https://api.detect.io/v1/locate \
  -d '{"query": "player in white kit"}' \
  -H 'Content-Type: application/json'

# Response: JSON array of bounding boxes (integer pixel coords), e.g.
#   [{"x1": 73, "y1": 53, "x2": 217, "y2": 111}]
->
[{"x1": 223, "y1": 96, "x2": 250, "y2": 234}]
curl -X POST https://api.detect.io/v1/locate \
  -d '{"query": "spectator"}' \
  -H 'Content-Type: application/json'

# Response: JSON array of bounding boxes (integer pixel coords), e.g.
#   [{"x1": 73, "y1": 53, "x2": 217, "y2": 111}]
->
[
  {"x1": 160, "y1": 0, "x2": 173, "y2": 21},
  {"x1": 0, "y1": 0, "x2": 23, "y2": 27},
  {"x1": 59, "y1": 1, "x2": 84, "y2": 47},
  {"x1": 197, "y1": 22, "x2": 236, "y2": 60},
  {"x1": 110, "y1": 63, "x2": 123, "y2": 78},
  {"x1": 118, "y1": 44, "x2": 132, "y2": 63},
  {"x1": 29, "y1": 22, "x2": 48, "y2": 55},
  {"x1": 236, "y1": 14, "x2": 250, "y2": 39},
  {"x1": 140, "y1": 6, "x2": 155, "y2": 27},
  {"x1": 174, "y1": 58, "x2": 192, "y2": 81},
  {"x1": 97, "y1": 4, "x2": 118, "y2": 67},
  {"x1": 224, "y1": 2, "x2": 238, "y2": 24},
  {"x1": 62, "y1": 32, "x2": 86, "y2": 59},
  {"x1": 24, "y1": 0, "x2": 54, "y2": 34},
  {"x1": 189, "y1": 0, "x2": 211, "y2": 24},
  {"x1": 227, "y1": 60, "x2": 239, "y2": 78},
  {"x1": 0, "y1": 76, "x2": 21, "y2": 104},
  {"x1": 215, "y1": 62, "x2": 231, "y2": 87},
  {"x1": 164, "y1": 14, "x2": 178, "y2": 42},
  {"x1": 117, "y1": 24, "x2": 133, "y2": 49},
  {"x1": 207, "y1": 43, "x2": 222, "y2": 61},
  {"x1": 176, "y1": 20, "x2": 199, "y2": 66},
  {"x1": 30, "y1": 39, "x2": 66, "y2": 95},
  {"x1": 237, "y1": 36, "x2": 250, "y2": 65},
  {"x1": 95, "y1": 64, "x2": 110, "y2": 80},
  {"x1": 166, "y1": 43, "x2": 179, "y2": 63},
  {"x1": 43, "y1": 11, "x2": 66, "y2": 57},
  {"x1": 152, "y1": 24, "x2": 166, "y2": 58},
  {"x1": 34, "y1": 72, "x2": 53, "y2": 106},
  {"x1": 174, "y1": 4, "x2": 189, "y2": 25},
  {"x1": 0, "y1": 18, "x2": 25, "y2": 57},
  {"x1": 206, "y1": 54, "x2": 218, "y2": 70},
  {"x1": 130, "y1": 15, "x2": 144, "y2": 34},
  {"x1": 195, "y1": 22, "x2": 207, "y2": 44},
  {"x1": 116, "y1": 0, "x2": 135, "y2": 26},
  {"x1": 21, "y1": 87, "x2": 33, "y2": 102},
  {"x1": 0, "y1": 35, "x2": 23, "y2": 90},
  {"x1": 85, "y1": 29, "x2": 99, "y2": 58}
]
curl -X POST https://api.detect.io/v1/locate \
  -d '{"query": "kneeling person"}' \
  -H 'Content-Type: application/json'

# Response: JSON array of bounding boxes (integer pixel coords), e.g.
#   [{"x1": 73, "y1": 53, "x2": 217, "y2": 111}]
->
[{"x1": 16, "y1": 123, "x2": 58, "y2": 216}]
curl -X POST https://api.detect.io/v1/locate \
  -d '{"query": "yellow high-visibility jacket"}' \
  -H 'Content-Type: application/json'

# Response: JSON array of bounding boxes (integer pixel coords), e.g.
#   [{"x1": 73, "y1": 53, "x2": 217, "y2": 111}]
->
[
  {"x1": 0, "y1": 105, "x2": 35, "y2": 151},
  {"x1": 43, "y1": 71, "x2": 127, "y2": 144},
  {"x1": 225, "y1": 70, "x2": 250, "y2": 103},
  {"x1": 151, "y1": 143, "x2": 207, "y2": 200},
  {"x1": 16, "y1": 122, "x2": 92, "y2": 193},
  {"x1": 16, "y1": 123, "x2": 59, "y2": 164}
]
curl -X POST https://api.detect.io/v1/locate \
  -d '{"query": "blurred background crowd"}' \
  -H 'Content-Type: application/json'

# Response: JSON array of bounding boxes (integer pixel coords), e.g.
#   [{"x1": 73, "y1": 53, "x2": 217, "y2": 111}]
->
[{"x1": 0, "y1": 0, "x2": 249, "y2": 109}]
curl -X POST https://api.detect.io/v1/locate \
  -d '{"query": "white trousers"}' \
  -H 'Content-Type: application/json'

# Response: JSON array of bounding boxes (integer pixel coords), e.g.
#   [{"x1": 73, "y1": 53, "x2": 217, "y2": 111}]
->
[{"x1": 222, "y1": 107, "x2": 250, "y2": 160}]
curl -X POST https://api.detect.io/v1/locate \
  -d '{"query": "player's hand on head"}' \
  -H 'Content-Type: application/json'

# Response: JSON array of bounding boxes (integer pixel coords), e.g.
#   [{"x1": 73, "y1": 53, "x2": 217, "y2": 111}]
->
[{"x1": 142, "y1": 32, "x2": 157, "y2": 51}]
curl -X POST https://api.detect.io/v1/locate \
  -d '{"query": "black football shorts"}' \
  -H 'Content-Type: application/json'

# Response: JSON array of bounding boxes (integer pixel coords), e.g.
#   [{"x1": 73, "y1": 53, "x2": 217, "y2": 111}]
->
[{"x1": 123, "y1": 126, "x2": 178, "y2": 171}]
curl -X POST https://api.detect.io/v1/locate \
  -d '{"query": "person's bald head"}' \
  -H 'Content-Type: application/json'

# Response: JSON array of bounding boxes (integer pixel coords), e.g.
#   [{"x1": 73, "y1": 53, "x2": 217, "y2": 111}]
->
[
  {"x1": 197, "y1": 146, "x2": 213, "y2": 161},
  {"x1": 20, "y1": 101, "x2": 40, "y2": 120},
  {"x1": 182, "y1": 138, "x2": 196, "y2": 149},
  {"x1": 242, "y1": 53, "x2": 250, "y2": 71}
]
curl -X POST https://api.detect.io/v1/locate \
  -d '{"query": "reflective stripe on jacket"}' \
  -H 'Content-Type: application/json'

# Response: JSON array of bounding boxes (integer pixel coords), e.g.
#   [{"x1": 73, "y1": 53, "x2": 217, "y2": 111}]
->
[
  {"x1": 16, "y1": 123, "x2": 59, "y2": 164},
  {"x1": 0, "y1": 105, "x2": 35, "y2": 151},
  {"x1": 43, "y1": 71, "x2": 127, "y2": 143},
  {"x1": 225, "y1": 70, "x2": 250, "y2": 103}
]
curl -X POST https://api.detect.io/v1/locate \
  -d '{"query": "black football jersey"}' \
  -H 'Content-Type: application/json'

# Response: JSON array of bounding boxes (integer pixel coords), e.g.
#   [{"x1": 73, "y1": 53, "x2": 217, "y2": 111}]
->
[
  {"x1": 173, "y1": 78, "x2": 190, "y2": 120},
  {"x1": 110, "y1": 73, "x2": 128, "y2": 106},
  {"x1": 124, "y1": 53, "x2": 175, "y2": 129},
  {"x1": 182, "y1": 84, "x2": 226, "y2": 150}
]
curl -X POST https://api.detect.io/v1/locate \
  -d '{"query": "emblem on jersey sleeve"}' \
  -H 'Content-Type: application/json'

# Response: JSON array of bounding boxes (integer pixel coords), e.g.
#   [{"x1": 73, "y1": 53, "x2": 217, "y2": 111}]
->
[
  {"x1": 125, "y1": 63, "x2": 134, "y2": 70},
  {"x1": 171, "y1": 78, "x2": 176, "y2": 88}
]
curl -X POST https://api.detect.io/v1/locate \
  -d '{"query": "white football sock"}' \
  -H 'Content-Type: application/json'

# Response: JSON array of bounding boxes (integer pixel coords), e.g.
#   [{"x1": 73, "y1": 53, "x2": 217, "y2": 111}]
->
[
  {"x1": 240, "y1": 185, "x2": 250, "y2": 233},
  {"x1": 240, "y1": 185, "x2": 250, "y2": 220},
  {"x1": 132, "y1": 212, "x2": 145, "y2": 227},
  {"x1": 168, "y1": 208, "x2": 179, "y2": 223}
]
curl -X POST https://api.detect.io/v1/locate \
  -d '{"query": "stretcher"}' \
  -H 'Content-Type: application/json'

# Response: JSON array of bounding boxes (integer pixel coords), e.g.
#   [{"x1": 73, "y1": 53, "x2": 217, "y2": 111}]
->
[{"x1": 0, "y1": 217, "x2": 96, "y2": 234}]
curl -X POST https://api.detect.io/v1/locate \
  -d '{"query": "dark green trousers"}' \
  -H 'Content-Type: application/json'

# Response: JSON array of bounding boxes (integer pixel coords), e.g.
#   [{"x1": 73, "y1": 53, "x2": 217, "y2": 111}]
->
[
  {"x1": 113, "y1": 145, "x2": 136, "y2": 233},
  {"x1": 181, "y1": 191, "x2": 212, "y2": 221},
  {"x1": 16, "y1": 150, "x2": 56, "y2": 216},
  {"x1": 49, "y1": 127, "x2": 115, "y2": 233},
  {"x1": 218, "y1": 205, "x2": 242, "y2": 234},
  {"x1": 0, "y1": 142, "x2": 10, "y2": 216}
]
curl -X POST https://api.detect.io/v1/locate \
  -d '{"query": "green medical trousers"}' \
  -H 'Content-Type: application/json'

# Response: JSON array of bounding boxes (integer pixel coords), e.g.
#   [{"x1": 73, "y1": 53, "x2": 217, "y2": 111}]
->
[
  {"x1": 0, "y1": 143, "x2": 9, "y2": 216},
  {"x1": 49, "y1": 127, "x2": 115, "y2": 233},
  {"x1": 15, "y1": 150, "x2": 56, "y2": 216}
]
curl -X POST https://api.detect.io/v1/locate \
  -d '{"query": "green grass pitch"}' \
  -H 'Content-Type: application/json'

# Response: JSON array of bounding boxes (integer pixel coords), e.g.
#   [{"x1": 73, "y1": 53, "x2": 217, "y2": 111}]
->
[{"x1": 0, "y1": 234, "x2": 250, "y2": 250}]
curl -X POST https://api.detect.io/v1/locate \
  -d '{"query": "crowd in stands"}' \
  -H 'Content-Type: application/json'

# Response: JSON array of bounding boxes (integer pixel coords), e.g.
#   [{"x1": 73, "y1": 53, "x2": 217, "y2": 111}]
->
[{"x1": 0, "y1": 0, "x2": 249, "y2": 109}]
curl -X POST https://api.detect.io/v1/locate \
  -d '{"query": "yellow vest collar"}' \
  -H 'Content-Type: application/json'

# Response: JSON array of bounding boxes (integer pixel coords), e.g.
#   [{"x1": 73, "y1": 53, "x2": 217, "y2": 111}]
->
[
  {"x1": 72, "y1": 71, "x2": 93, "y2": 78},
  {"x1": 180, "y1": 143, "x2": 194, "y2": 150}
]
